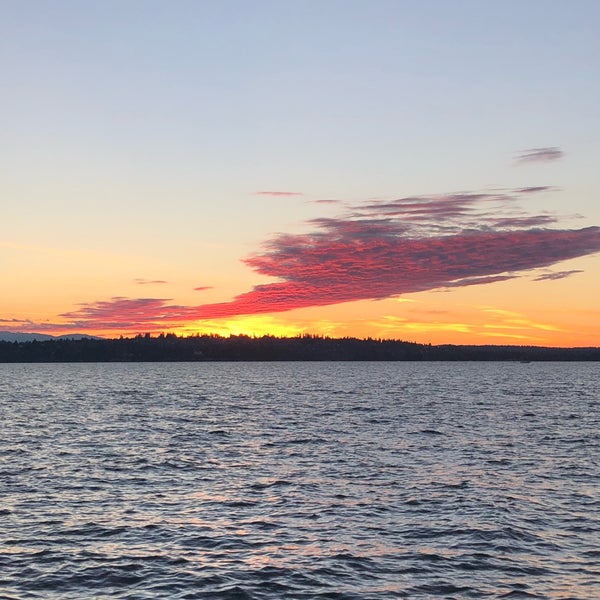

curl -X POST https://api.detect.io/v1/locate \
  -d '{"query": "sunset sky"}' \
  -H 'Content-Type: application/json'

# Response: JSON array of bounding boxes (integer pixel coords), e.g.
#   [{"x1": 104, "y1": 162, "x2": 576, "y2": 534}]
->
[{"x1": 2, "y1": 1, "x2": 600, "y2": 346}]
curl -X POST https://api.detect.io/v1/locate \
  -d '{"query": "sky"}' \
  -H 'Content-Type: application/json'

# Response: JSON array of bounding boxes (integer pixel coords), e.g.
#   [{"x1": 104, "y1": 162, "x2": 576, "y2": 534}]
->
[{"x1": 2, "y1": 0, "x2": 600, "y2": 346}]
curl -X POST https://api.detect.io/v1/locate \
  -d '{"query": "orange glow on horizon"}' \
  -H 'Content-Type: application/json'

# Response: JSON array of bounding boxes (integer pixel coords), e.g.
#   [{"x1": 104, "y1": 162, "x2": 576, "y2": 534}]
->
[
  {"x1": 18, "y1": 300, "x2": 598, "y2": 348},
  {"x1": 3, "y1": 258, "x2": 599, "y2": 347}
]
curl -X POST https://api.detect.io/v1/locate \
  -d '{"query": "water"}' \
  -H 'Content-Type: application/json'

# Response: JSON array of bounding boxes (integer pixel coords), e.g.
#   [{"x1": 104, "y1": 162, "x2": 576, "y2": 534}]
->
[{"x1": 0, "y1": 362, "x2": 599, "y2": 599}]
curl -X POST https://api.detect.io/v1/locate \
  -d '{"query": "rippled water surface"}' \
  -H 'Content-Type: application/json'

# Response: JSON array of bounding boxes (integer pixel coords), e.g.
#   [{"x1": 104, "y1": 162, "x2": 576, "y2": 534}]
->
[{"x1": 1, "y1": 362, "x2": 599, "y2": 599}]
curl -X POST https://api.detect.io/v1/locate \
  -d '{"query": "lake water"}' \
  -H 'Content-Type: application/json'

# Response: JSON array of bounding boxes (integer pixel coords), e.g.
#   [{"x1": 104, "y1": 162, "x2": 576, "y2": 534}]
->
[{"x1": 1, "y1": 362, "x2": 599, "y2": 599}]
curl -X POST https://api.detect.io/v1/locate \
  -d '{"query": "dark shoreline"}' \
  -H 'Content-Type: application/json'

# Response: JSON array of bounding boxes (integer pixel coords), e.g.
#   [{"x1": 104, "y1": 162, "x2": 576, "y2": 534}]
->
[{"x1": 1, "y1": 334, "x2": 598, "y2": 362}]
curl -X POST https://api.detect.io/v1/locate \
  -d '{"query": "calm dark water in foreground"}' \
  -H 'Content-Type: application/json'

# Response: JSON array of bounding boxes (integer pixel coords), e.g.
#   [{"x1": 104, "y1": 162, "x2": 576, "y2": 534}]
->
[{"x1": 1, "y1": 362, "x2": 599, "y2": 599}]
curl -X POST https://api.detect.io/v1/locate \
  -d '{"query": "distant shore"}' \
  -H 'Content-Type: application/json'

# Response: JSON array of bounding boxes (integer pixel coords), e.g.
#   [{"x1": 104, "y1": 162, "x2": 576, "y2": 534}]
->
[{"x1": 0, "y1": 334, "x2": 598, "y2": 362}]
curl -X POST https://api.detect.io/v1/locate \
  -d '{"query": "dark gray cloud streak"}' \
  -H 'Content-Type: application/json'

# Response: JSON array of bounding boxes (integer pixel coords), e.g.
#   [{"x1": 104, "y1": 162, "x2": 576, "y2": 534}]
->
[
  {"x1": 533, "y1": 270, "x2": 584, "y2": 281},
  {"x1": 516, "y1": 147, "x2": 564, "y2": 163}
]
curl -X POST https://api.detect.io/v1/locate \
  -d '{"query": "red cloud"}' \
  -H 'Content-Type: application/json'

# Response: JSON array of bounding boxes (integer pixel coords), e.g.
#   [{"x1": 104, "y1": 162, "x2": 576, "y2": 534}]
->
[
  {"x1": 58, "y1": 298, "x2": 186, "y2": 330},
  {"x1": 35, "y1": 187, "x2": 600, "y2": 330},
  {"x1": 185, "y1": 226, "x2": 598, "y2": 319}
]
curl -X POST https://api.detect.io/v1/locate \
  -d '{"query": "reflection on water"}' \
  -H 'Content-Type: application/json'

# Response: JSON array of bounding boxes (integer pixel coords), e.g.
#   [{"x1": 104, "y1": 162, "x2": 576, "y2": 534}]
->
[{"x1": 0, "y1": 361, "x2": 599, "y2": 599}]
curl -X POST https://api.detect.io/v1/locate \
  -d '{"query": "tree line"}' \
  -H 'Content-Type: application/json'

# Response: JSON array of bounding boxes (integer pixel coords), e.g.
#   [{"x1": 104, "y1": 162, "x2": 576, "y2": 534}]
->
[{"x1": 0, "y1": 333, "x2": 598, "y2": 362}]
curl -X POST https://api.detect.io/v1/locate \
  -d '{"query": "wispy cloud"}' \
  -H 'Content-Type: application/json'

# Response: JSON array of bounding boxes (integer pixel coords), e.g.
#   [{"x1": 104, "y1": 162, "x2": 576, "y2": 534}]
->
[
  {"x1": 479, "y1": 331, "x2": 540, "y2": 341},
  {"x1": 59, "y1": 298, "x2": 179, "y2": 330},
  {"x1": 533, "y1": 270, "x2": 583, "y2": 281},
  {"x1": 514, "y1": 186, "x2": 556, "y2": 194},
  {"x1": 255, "y1": 191, "x2": 304, "y2": 197},
  {"x1": 442, "y1": 275, "x2": 517, "y2": 288},
  {"x1": 515, "y1": 147, "x2": 564, "y2": 163},
  {"x1": 135, "y1": 278, "x2": 167, "y2": 285},
  {"x1": 1, "y1": 318, "x2": 31, "y2": 323},
  {"x1": 370, "y1": 315, "x2": 473, "y2": 335},
  {"x1": 193, "y1": 286, "x2": 213, "y2": 291},
  {"x1": 46, "y1": 185, "x2": 600, "y2": 331},
  {"x1": 481, "y1": 307, "x2": 562, "y2": 333}
]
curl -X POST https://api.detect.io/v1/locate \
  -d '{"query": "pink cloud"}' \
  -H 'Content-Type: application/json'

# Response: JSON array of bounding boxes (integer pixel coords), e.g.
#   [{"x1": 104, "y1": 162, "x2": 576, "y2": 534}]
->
[
  {"x1": 489, "y1": 215, "x2": 557, "y2": 228},
  {"x1": 57, "y1": 298, "x2": 186, "y2": 330},
  {"x1": 255, "y1": 191, "x2": 304, "y2": 197},
  {"x1": 22, "y1": 186, "x2": 600, "y2": 331},
  {"x1": 311, "y1": 199, "x2": 342, "y2": 204}
]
